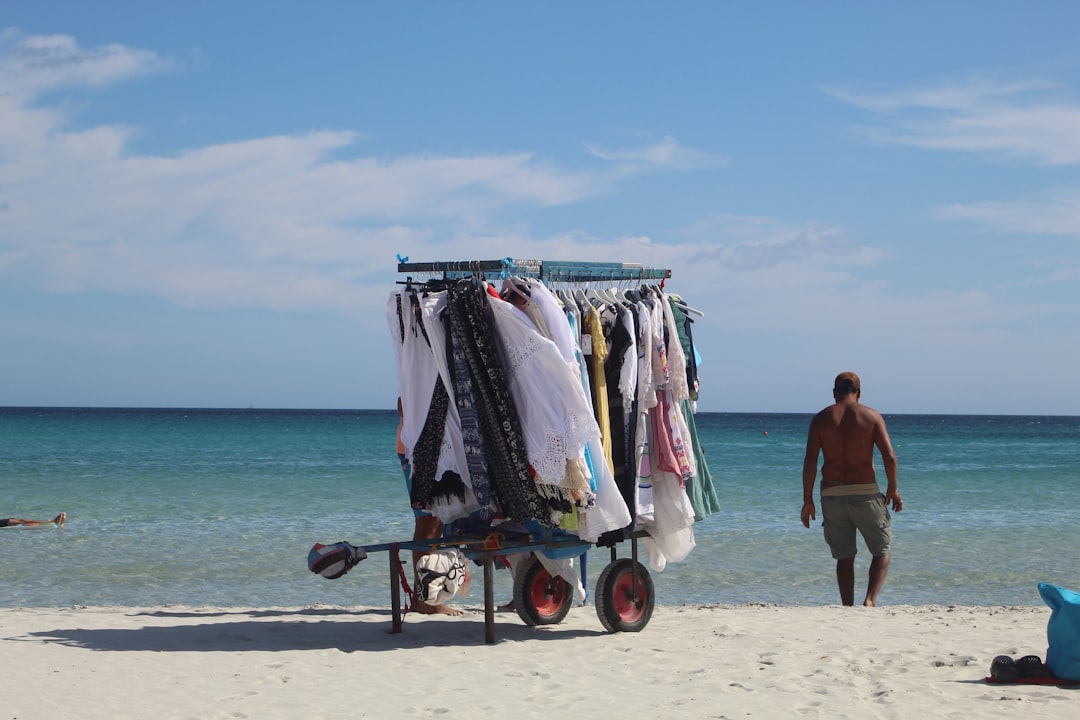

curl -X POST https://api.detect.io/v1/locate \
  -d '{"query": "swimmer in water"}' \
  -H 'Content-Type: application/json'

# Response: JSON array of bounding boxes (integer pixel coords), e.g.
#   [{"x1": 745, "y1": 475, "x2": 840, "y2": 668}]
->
[{"x1": 0, "y1": 512, "x2": 66, "y2": 528}]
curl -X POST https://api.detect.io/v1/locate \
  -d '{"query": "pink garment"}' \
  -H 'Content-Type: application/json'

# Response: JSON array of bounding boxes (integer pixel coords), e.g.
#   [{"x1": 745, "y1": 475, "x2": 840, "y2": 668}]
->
[
  {"x1": 665, "y1": 391, "x2": 695, "y2": 482},
  {"x1": 650, "y1": 390, "x2": 681, "y2": 478}
]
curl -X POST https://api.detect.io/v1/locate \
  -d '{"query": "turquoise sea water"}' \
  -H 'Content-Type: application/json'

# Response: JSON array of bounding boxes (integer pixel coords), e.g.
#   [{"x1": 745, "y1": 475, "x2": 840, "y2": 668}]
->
[{"x1": 2, "y1": 408, "x2": 1079, "y2": 609}]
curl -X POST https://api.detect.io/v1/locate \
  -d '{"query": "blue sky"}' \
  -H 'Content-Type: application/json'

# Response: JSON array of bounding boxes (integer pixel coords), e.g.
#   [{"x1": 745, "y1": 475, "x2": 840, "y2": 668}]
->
[{"x1": 2, "y1": 1, "x2": 1079, "y2": 415}]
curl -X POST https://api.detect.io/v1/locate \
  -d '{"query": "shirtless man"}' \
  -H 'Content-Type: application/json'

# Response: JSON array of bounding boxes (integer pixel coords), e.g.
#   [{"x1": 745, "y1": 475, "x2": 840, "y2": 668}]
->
[
  {"x1": 1, "y1": 512, "x2": 66, "y2": 528},
  {"x1": 801, "y1": 372, "x2": 901, "y2": 606}
]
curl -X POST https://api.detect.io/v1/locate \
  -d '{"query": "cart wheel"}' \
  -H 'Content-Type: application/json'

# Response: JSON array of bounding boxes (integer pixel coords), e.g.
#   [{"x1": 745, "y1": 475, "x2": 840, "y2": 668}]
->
[
  {"x1": 513, "y1": 554, "x2": 573, "y2": 626},
  {"x1": 595, "y1": 558, "x2": 654, "y2": 633}
]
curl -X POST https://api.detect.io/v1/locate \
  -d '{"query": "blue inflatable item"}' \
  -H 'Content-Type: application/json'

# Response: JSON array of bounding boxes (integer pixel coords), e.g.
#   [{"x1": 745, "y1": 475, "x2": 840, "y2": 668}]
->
[{"x1": 1038, "y1": 582, "x2": 1080, "y2": 681}]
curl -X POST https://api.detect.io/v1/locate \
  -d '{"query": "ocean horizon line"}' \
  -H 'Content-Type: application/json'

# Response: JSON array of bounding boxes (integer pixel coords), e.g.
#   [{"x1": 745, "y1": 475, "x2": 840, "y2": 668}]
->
[{"x1": 2, "y1": 405, "x2": 1078, "y2": 419}]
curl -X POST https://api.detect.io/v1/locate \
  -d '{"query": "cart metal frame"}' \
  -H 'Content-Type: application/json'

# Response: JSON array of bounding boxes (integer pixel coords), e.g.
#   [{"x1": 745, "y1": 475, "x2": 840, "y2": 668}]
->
[{"x1": 349, "y1": 529, "x2": 653, "y2": 643}]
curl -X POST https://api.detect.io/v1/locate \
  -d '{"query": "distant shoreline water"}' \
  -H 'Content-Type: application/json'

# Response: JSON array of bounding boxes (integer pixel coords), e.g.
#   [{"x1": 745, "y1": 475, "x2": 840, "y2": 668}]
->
[
  {"x1": 3, "y1": 408, "x2": 1078, "y2": 609},
  {"x1": 6, "y1": 405, "x2": 1079, "y2": 417}
]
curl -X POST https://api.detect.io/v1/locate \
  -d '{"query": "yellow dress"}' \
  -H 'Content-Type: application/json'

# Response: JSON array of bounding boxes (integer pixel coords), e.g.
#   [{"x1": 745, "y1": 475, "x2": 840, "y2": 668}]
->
[{"x1": 584, "y1": 306, "x2": 613, "y2": 473}]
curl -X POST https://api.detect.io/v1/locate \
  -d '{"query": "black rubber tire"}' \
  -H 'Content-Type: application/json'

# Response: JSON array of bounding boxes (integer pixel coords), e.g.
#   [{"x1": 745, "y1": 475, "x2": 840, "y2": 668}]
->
[
  {"x1": 513, "y1": 554, "x2": 574, "y2": 626},
  {"x1": 595, "y1": 558, "x2": 654, "y2": 633}
]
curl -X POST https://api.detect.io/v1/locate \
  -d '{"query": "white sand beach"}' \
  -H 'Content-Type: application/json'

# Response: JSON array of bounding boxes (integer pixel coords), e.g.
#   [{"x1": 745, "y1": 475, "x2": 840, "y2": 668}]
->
[{"x1": 2, "y1": 603, "x2": 1074, "y2": 719}]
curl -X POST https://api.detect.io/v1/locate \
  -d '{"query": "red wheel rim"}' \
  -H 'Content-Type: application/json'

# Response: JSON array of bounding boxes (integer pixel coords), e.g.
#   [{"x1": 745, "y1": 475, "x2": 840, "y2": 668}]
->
[
  {"x1": 612, "y1": 571, "x2": 646, "y2": 622},
  {"x1": 529, "y1": 569, "x2": 568, "y2": 618}
]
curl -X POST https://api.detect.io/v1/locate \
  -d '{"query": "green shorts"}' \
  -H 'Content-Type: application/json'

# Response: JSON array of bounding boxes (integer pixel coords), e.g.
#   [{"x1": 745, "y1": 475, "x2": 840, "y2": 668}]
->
[{"x1": 821, "y1": 493, "x2": 891, "y2": 559}]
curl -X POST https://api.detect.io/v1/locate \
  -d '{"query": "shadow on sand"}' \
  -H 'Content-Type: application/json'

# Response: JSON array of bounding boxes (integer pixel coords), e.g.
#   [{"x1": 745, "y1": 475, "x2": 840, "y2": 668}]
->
[{"x1": 16, "y1": 607, "x2": 605, "y2": 652}]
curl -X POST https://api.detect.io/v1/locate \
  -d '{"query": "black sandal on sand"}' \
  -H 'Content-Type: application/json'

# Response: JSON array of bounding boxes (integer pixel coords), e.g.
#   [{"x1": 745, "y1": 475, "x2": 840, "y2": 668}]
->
[
  {"x1": 1016, "y1": 655, "x2": 1052, "y2": 678},
  {"x1": 985, "y1": 654, "x2": 1080, "y2": 686},
  {"x1": 989, "y1": 655, "x2": 1020, "y2": 683}
]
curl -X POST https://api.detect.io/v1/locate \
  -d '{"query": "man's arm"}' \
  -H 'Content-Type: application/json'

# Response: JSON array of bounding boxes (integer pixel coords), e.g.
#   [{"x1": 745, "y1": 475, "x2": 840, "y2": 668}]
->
[
  {"x1": 801, "y1": 426, "x2": 821, "y2": 528},
  {"x1": 874, "y1": 417, "x2": 902, "y2": 512}
]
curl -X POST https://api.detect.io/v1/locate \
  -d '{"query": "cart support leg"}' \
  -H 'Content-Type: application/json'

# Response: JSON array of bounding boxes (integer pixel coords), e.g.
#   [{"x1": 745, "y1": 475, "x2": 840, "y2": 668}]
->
[
  {"x1": 484, "y1": 555, "x2": 495, "y2": 644},
  {"x1": 390, "y1": 544, "x2": 403, "y2": 634},
  {"x1": 579, "y1": 551, "x2": 589, "y2": 605}
]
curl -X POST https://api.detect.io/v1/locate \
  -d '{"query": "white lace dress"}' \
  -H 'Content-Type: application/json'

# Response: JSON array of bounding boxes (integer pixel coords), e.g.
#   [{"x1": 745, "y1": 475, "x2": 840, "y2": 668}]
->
[{"x1": 487, "y1": 294, "x2": 599, "y2": 501}]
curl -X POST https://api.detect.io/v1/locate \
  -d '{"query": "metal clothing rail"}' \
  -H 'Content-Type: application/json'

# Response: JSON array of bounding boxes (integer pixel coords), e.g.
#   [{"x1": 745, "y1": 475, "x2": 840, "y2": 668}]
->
[{"x1": 397, "y1": 258, "x2": 671, "y2": 282}]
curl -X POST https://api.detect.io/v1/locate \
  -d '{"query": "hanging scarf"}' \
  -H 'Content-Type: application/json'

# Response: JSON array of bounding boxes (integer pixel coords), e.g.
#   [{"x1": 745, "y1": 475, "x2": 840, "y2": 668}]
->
[
  {"x1": 446, "y1": 279, "x2": 550, "y2": 526},
  {"x1": 445, "y1": 307, "x2": 493, "y2": 515}
]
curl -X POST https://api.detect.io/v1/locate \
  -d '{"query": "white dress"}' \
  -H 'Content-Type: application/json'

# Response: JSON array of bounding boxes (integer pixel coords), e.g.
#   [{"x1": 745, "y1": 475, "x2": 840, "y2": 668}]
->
[
  {"x1": 386, "y1": 287, "x2": 485, "y2": 523},
  {"x1": 487, "y1": 293, "x2": 599, "y2": 500}
]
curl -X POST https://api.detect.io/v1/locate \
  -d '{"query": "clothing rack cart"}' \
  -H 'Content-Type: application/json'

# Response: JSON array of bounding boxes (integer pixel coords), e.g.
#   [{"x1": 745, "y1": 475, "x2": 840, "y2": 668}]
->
[{"x1": 322, "y1": 258, "x2": 687, "y2": 643}]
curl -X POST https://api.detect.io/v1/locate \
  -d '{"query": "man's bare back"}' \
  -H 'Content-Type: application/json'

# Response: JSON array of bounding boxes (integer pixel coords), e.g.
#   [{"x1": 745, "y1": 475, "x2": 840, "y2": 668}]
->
[{"x1": 810, "y1": 401, "x2": 892, "y2": 489}]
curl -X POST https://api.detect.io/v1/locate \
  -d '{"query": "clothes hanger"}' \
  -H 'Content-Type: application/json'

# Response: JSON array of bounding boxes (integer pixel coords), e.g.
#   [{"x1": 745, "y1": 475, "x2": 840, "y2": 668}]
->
[
  {"x1": 558, "y1": 288, "x2": 578, "y2": 313},
  {"x1": 585, "y1": 285, "x2": 608, "y2": 309},
  {"x1": 669, "y1": 293, "x2": 705, "y2": 317},
  {"x1": 574, "y1": 286, "x2": 591, "y2": 310},
  {"x1": 598, "y1": 286, "x2": 621, "y2": 305},
  {"x1": 500, "y1": 276, "x2": 531, "y2": 304}
]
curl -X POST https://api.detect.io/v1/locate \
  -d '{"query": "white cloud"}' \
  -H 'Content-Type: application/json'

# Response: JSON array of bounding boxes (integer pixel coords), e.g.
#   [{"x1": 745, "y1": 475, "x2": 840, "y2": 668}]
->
[
  {"x1": 826, "y1": 79, "x2": 1052, "y2": 114},
  {"x1": 829, "y1": 78, "x2": 1080, "y2": 242},
  {"x1": 671, "y1": 213, "x2": 886, "y2": 272},
  {"x1": 2, "y1": 33, "x2": 735, "y2": 312},
  {"x1": 939, "y1": 186, "x2": 1080, "y2": 236},
  {"x1": 585, "y1": 135, "x2": 728, "y2": 171},
  {"x1": 0, "y1": 28, "x2": 170, "y2": 99},
  {"x1": 828, "y1": 78, "x2": 1080, "y2": 166}
]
